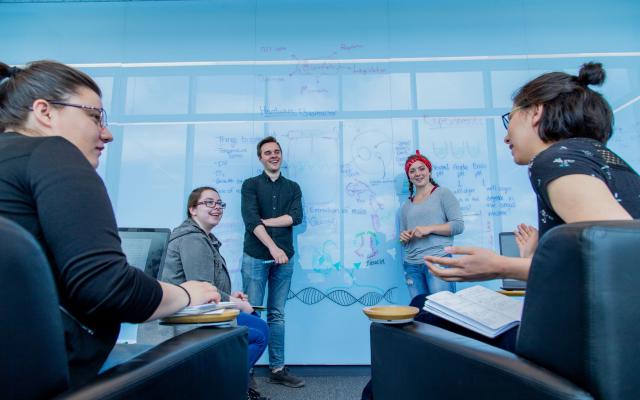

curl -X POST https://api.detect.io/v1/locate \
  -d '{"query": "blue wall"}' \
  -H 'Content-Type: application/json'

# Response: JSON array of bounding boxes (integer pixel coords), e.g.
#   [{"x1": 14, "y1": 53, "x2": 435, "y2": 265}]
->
[{"x1": 2, "y1": 0, "x2": 639, "y2": 364}]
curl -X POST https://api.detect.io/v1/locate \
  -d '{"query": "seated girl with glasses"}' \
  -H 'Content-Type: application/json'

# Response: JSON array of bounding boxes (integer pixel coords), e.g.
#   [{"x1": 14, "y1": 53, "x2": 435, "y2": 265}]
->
[
  {"x1": 161, "y1": 186, "x2": 270, "y2": 400},
  {"x1": 0, "y1": 60, "x2": 220, "y2": 387}
]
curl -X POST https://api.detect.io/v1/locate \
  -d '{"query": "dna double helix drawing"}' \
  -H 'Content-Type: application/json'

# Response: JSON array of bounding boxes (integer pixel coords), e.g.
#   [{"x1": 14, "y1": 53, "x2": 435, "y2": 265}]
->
[{"x1": 287, "y1": 287, "x2": 398, "y2": 306}]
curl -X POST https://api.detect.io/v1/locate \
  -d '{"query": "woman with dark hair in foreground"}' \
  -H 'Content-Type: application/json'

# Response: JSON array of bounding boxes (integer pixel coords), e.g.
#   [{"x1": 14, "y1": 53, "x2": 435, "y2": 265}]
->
[
  {"x1": 425, "y1": 62, "x2": 640, "y2": 286},
  {"x1": 363, "y1": 62, "x2": 640, "y2": 399},
  {"x1": 0, "y1": 60, "x2": 219, "y2": 387}
]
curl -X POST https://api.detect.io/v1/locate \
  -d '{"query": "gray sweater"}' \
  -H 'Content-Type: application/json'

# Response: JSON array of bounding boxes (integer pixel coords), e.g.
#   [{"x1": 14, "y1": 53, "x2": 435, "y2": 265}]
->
[
  {"x1": 161, "y1": 219, "x2": 231, "y2": 300},
  {"x1": 400, "y1": 186, "x2": 464, "y2": 262}
]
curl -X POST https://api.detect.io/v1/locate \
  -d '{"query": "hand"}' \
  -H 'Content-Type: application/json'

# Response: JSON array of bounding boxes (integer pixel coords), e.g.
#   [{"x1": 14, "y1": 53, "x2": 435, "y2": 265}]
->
[
  {"x1": 181, "y1": 281, "x2": 221, "y2": 305},
  {"x1": 399, "y1": 230, "x2": 414, "y2": 243},
  {"x1": 269, "y1": 246, "x2": 289, "y2": 264},
  {"x1": 231, "y1": 291, "x2": 249, "y2": 302},
  {"x1": 424, "y1": 246, "x2": 505, "y2": 282},
  {"x1": 515, "y1": 224, "x2": 538, "y2": 258},
  {"x1": 229, "y1": 295, "x2": 254, "y2": 313},
  {"x1": 413, "y1": 226, "x2": 432, "y2": 238}
]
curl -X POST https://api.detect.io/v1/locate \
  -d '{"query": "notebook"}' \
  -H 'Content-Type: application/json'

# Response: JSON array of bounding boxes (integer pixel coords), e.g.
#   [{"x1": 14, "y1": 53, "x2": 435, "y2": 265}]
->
[
  {"x1": 118, "y1": 227, "x2": 171, "y2": 279},
  {"x1": 499, "y1": 232, "x2": 527, "y2": 290}
]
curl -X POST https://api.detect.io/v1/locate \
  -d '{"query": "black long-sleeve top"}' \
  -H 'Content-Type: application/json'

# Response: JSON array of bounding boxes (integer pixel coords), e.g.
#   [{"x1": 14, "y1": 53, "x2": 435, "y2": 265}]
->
[
  {"x1": 0, "y1": 132, "x2": 163, "y2": 386},
  {"x1": 241, "y1": 171, "x2": 303, "y2": 259}
]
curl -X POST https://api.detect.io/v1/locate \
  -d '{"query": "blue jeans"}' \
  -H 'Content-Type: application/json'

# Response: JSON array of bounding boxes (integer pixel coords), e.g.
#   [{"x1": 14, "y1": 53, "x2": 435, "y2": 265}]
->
[
  {"x1": 236, "y1": 311, "x2": 269, "y2": 381},
  {"x1": 241, "y1": 253, "x2": 293, "y2": 369},
  {"x1": 403, "y1": 258, "x2": 455, "y2": 299}
]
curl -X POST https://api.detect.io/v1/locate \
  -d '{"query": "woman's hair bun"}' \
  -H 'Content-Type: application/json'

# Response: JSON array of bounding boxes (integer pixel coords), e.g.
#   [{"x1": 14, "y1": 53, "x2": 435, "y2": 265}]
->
[
  {"x1": 0, "y1": 63, "x2": 11, "y2": 79},
  {"x1": 577, "y1": 62, "x2": 606, "y2": 87},
  {"x1": 0, "y1": 63, "x2": 21, "y2": 80}
]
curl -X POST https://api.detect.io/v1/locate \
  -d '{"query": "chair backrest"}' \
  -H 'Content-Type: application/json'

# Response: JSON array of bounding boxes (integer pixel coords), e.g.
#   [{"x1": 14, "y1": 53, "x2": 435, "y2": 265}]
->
[
  {"x1": 517, "y1": 220, "x2": 640, "y2": 400},
  {"x1": 0, "y1": 216, "x2": 70, "y2": 398}
]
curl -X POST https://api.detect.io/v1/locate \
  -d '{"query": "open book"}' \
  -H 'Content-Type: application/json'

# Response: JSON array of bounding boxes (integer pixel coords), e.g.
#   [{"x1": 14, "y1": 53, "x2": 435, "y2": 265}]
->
[
  {"x1": 170, "y1": 301, "x2": 238, "y2": 317},
  {"x1": 424, "y1": 285, "x2": 523, "y2": 338}
]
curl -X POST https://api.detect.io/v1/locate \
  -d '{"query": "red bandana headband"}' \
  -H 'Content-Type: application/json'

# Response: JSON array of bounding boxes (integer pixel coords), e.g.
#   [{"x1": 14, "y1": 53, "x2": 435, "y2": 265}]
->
[{"x1": 404, "y1": 150, "x2": 432, "y2": 176}]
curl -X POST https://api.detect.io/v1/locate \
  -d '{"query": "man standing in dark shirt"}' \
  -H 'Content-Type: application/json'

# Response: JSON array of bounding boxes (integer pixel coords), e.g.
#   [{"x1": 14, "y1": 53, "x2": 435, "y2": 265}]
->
[{"x1": 241, "y1": 136, "x2": 304, "y2": 388}]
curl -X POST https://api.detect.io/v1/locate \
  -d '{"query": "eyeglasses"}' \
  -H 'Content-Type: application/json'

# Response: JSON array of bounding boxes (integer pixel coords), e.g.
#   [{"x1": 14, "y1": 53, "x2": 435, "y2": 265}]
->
[
  {"x1": 48, "y1": 100, "x2": 108, "y2": 128},
  {"x1": 501, "y1": 105, "x2": 526, "y2": 130},
  {"x1": 197, "y1": 200, "x2": 226, "y2": 209}
]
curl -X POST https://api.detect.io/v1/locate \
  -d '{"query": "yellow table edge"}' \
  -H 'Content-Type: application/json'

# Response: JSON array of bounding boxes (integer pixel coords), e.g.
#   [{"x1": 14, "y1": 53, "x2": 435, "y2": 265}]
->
[
  {"x1": 161, "y1": 308, "x2": 240, "y2": 324},
  {"x1": 363, "y1": 306, "x2": 419, "y2": 320}
]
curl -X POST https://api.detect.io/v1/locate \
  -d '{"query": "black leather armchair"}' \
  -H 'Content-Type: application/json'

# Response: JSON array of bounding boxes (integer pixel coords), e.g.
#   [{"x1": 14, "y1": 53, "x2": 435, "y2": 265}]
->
[
  {"x1": 370, "y1": 221, "x2": 640, "y2": 400},
  {"x1": 0, "y1": 216, "x2": 248, "y2": 400}
]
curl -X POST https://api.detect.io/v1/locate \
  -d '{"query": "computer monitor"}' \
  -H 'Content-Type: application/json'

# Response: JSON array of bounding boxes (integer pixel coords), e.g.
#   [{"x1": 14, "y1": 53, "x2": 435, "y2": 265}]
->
[
  {"x1": 118, "y1": 227, "x2": 171, "y2": 279},
  {"x1": 499, "y1": 232, "x2": 527, "y2": 290}
]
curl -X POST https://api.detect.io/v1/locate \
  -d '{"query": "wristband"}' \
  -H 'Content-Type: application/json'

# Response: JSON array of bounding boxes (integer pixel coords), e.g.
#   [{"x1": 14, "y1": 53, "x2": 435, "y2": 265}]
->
[{"x1": 177, "y1": 285, "x2": 191, "y2": 307}]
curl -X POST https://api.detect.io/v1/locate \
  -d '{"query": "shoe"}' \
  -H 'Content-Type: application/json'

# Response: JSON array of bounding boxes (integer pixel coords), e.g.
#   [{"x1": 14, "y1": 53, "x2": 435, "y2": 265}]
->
[
  {"x1": 248, "y1": 387, "x2": 270, "y2": 400},
  {"x1": 268, "y1": 366, "x2": 305, "y2": 388}
]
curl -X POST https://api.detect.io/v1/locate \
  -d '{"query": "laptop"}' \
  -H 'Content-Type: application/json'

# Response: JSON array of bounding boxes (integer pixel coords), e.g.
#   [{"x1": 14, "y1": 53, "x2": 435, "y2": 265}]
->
[
  {"x1": 118, "y1": 227, "x2": 171, "y2": 279},
  {"x1": 499, "y1": 232, "x2": 527, "y2": 290}
]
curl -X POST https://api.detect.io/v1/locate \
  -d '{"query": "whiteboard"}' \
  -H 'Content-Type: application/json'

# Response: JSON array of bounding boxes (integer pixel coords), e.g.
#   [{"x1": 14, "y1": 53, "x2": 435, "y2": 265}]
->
[{"x1": 3, "y1": 0, "x2": 639, "y2": 365}]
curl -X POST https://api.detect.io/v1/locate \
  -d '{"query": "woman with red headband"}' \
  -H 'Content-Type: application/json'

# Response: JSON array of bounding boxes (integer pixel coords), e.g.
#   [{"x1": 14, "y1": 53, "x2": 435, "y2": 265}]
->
[{"x1": 399, "y1": 150, "x2": 464, "y2": 300}]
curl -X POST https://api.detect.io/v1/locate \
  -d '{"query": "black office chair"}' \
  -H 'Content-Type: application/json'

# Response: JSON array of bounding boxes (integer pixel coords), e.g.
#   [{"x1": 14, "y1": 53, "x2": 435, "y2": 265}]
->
[
  {"x1": 0, "y1": 216, "x2": 248, "y2": 399},
  {"x1": 370, "y1": 220, "x2": 640, "y2": 400},
  {"x1": 0, "y1": 217, "x2": 69, "y2": 399}
]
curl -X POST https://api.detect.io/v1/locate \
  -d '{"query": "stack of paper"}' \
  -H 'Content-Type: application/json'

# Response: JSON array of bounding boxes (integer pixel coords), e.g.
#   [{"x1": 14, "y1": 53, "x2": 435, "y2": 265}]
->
[
  {"x1": 171, "y1": 301, "x2": 238, "y2": 317},
  {"x1": 424, "y1": 285, "x2": 523, "y2": 338}
]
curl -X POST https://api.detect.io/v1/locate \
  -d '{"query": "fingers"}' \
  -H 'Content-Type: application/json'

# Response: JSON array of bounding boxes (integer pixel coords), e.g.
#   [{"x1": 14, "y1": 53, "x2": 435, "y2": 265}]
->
[
  {"x1": 207, "y1": 283, "x2": 221, "y2": 303},
  {"x1": 443, "y1": 245, "x2": 477, "y2": 255},
  {"x1": 516, "y1": 224, "x2": 537, "y2": 237},
  {"x1": 424, "y1": 255, "x2": 459, "y2": 267},
  {"x1": 399, "y1": 230, "x2": 414, "y2": 242},
  {"x1": 424, "y1": 260, "x2": 463, "y2": 282},
  {"x1": 212, "y1": 291, "x2": 221, "y2": 303},
  {"x1": 515, "y1": 227, "x2": 529, "y2": 240}
]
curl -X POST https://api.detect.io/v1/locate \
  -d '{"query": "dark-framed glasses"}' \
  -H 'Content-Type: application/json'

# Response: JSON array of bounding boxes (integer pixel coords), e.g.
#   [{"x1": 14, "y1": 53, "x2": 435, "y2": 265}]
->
[
  {"x1": 501, "y1": 105, "x2": 526, "y2": 130},
  {"x1": 197, "y1": 200, "x2": 226, "y2": 209},
  {"x1": 48, "y1": 100, "x2": 108, "y2": 128},
  {"x1": 501, "y1": 112, "x2": 511, "y2": 130}
]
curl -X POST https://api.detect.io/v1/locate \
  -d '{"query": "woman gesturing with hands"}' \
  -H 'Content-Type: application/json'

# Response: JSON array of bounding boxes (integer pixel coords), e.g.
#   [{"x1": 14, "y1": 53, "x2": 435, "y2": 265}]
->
[{"x1": 399, "y1": 151, "x2": 464, "y2": 299}]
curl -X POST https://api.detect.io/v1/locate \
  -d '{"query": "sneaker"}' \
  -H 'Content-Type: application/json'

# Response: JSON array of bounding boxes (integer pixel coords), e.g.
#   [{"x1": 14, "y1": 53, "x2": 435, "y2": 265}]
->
[
  {"x1": 248, "y1": 388, "x2": 270, "y2": 400},
  {"x1": 268, "y1": 366, "x2": 305, "y2": 388}
]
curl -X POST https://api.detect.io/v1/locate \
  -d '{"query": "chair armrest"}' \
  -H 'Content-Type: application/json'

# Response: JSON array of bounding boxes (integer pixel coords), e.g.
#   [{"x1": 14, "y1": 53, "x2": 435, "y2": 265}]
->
[
  {"x1": 57, "y1": 326, "x2": 248, "y2": 400},
  {"x1": 371, "y1": 322, "x2": 592, "y2": 400}
]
